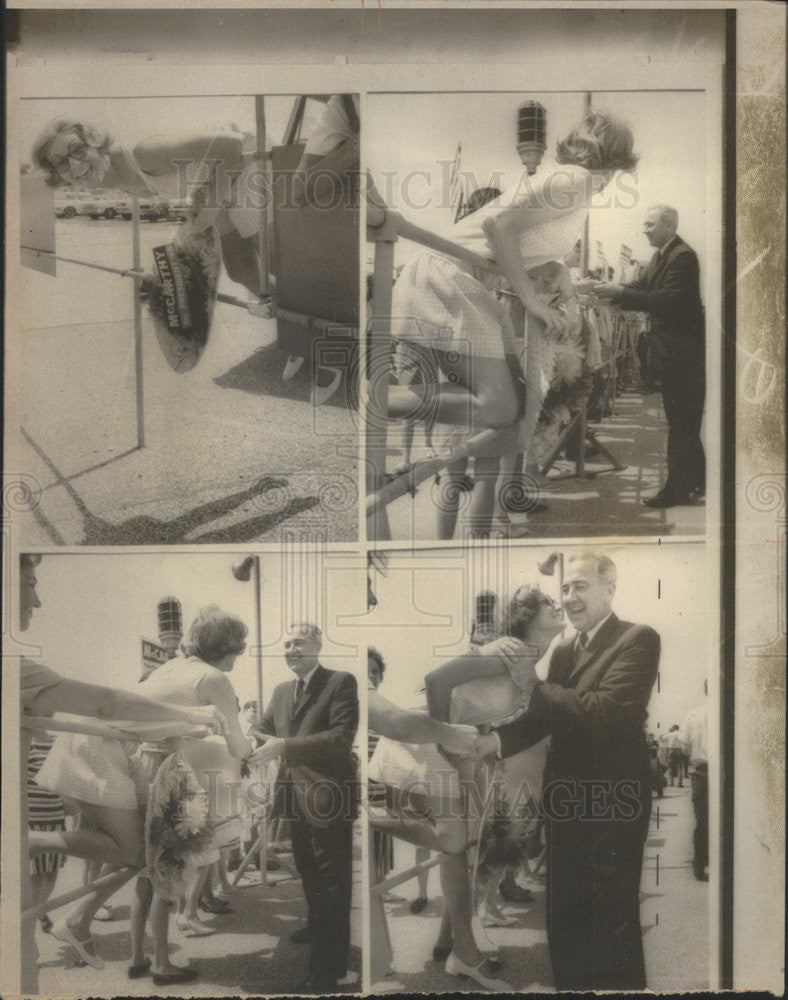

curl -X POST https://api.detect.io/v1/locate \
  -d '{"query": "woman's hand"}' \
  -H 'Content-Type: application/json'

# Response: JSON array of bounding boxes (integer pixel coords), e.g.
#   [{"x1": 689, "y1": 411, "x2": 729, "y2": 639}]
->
[
  {"x1": 523, "y1": 297, "x2": 573, "y2": 337},
  {"x1": 480, "y1": 636, "x2": 539, "y2": 696},
  {"x1": 479, "y1": 635, "x2": 526, "y2": 667},
  {"x1": 187, "y1": 704, "x2": 228, "y2": 735},
  {"x1": 438, "y1": 723, "x2": 479, "y2": 756}
]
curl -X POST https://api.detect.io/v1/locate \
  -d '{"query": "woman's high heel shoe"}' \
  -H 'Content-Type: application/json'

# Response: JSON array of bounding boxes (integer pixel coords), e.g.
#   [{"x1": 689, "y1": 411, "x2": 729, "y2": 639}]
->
[{"x1": 445, "y1": 952, "x2": 511, "y2": 991}]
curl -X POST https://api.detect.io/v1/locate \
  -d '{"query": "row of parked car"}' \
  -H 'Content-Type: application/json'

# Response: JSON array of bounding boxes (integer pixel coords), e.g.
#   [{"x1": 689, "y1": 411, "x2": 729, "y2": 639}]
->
[{"x1": 55, "y1": 188, "x2": 190, "y2": 222}]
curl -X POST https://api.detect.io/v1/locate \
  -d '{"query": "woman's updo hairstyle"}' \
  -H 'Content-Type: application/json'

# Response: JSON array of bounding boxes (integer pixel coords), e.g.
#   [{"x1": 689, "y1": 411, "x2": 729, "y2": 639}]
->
[
  {"x1": 32, "y1": 119, "x2": 113, "y2": 187},
  {"x1": 556, "y1": 109, "x2": 638, "y2": 172},
  {"x1": 182, "y1": 604, "x2": 248, "y2": 665},
  {"x1": 502, "y1": 584, "x2": 548, "y2": 641}
]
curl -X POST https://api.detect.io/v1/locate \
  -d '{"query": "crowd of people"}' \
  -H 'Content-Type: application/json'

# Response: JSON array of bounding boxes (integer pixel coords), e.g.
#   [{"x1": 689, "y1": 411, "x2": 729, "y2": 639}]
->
[
  {"x1": 17, "y1": 555, "x2": 359, "y2": 996},
  {"x1": 379, "y1": 108, "x2": 706, "y2": 536}
]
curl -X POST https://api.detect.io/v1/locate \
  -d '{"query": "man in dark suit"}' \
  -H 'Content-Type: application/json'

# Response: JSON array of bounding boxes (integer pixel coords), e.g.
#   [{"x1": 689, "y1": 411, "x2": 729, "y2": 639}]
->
[
  {"x1": 596, "y1": 204, "x2": 706, "y2": 507},
  {"x1": 253, "y1": 623, "x2": 359, "y2": 993},
  {"x1": 475, "y1": 552, "x2": 660, "y2": 990}
]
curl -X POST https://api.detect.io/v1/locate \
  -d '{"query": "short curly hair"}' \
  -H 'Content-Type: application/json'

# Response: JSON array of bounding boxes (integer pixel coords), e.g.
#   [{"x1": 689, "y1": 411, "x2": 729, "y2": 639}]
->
[
  {"x1": 32, "y1": 119, "x2": 113, "y2": 187},
  {"x1": 367, "y1": 646, "x2": 386, "y2": 679},
  {"x1": 182, "y1": 604, "x2": 248, "y2": 664},
  {"x1": 502, "y1": 584, "x2": 552, "y2": 642},
  {"x1": 556, "y1": 109, "x2": 638, "y2": 172}
]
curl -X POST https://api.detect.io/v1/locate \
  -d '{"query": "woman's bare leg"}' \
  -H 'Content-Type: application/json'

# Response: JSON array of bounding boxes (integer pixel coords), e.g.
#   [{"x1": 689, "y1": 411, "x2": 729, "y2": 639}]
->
[
  {"x1": 130, "y1": 876, "x2": 152, "y2": 967},
  {"x1": 57, "y1": 802, "x2": 144, "y2": 942},
  {"x1": 436, "y1": 460, "x2": 470, "y2": 540},
  {"x1": 465, "y1": 457, "x2": 500, "y2": 538},
  {"x1": 388, "y1": 354, "x2": 518, "y2": 429}
]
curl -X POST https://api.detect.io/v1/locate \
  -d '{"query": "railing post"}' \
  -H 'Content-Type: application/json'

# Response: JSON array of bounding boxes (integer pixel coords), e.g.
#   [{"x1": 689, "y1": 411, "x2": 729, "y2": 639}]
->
[
  {"x1": 365, "y1": 212, "x2": 400, "y2": 541},
  {"x1": 131, "y1": 195, "x2": 145, "y2": 449}
]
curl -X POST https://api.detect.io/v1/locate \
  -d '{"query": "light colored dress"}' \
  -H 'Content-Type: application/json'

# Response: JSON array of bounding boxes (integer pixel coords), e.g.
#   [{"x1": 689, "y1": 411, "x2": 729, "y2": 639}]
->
[
  {"x1": 35, "y1": 730, "x2": 150, "y2": 811},
  {"x1": 141, "y1": 655, "x2": 243, "y2": 852},
  {"x1": 391, "y1": 163, "x2": 591, "y2": 361},
  {"x1": 368, "y1": 673, "x2": 525, "y2": 801}
]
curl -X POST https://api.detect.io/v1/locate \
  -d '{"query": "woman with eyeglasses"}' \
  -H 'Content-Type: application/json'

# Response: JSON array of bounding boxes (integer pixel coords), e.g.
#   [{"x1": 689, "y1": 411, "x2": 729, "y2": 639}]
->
[
  {"x1": 369, "y1": 584, "x2": 564, "y2": 990},
  {"x1": 32, "y1": 118, "x2": 264, "y2": 299}
]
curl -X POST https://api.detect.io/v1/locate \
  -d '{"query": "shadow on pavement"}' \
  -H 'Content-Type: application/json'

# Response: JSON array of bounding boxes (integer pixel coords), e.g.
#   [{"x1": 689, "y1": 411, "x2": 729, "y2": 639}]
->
[
  {"x1": 214, "y1": 344, "x2": 358, "y2": 413},
  {"x1": 22, "y1": 428, "x2": 321, "y2": 544}
]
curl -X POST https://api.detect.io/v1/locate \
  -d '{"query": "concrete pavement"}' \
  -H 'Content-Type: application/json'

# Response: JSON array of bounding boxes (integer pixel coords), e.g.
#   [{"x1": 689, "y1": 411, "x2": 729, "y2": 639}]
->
[
  {"x1": 16, "y1": 221, "x2": 359, "y2": 546},
  {"x1": 33, "y1": 830, "x2": 362, "y2": 997},
  {"x1": 371, "y1": 784, "x2": 709, "y2": 993},
  {"x1": 383, "y1": 387, "x2": 706, "y2": 541}
]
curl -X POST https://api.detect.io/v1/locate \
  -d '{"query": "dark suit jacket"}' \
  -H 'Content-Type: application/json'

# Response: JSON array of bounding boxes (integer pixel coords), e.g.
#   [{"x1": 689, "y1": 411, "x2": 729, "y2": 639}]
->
[
  {"x1": 617, "y1": 236, "x2": 704, "y2": 381},
  {"x1": 496, "y1": 614, "x2": 660, "y2": 788},
  {"x1": 258, "y1": 665, "x2": 359, "y2": 827}
]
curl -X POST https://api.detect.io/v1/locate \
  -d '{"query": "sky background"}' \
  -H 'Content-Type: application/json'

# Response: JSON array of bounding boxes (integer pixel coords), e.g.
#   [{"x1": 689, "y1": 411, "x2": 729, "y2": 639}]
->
[
  {"x1": 22, "y1": 551, "x2": 366, "y2": 709},
  {"x1": 366, "y1": 89, "x2": 709, "y2": 275},
  {"x1": 366, "y1": 543, "x2": 711, "y2": 734}
]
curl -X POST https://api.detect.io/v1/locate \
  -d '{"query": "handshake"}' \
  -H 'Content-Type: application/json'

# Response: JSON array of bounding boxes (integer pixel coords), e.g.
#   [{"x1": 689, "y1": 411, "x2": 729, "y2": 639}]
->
[{"x1": 438, "y1": 724, "x2": 500, "y2": 760}]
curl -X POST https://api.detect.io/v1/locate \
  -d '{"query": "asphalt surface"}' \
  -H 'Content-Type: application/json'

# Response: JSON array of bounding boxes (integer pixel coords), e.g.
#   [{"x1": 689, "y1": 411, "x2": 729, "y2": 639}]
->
[
  {"x1": 384, "y1": 387, "x2": 706, "y2": 541},
  {"x1": 33, "y1": 831, "x2": 363, "y2": 998},
  {"x1": 17, "y1": 219, "x2": 359, "y2": 546},
  {"x1": 371, "y1": 783, "x2": 709, "y2": 993}
]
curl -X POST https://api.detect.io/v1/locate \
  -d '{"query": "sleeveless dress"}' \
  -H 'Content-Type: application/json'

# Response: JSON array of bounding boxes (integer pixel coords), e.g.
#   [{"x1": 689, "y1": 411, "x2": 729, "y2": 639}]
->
[
  {"x1": 391, "y1": 164, "x2": 591, "y2": 361},
  {"x1": 141, "y1": 656, "x2": 243, "y2": 853},
  {"x1": 368, "y1": 673, "x2": 526, "y2": 801}
]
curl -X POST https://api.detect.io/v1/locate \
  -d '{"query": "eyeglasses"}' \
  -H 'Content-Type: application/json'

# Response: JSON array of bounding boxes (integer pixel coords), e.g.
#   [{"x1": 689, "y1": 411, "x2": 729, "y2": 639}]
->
[{"x1": 49, "y1": 140, "x2": 88, "y2": 173}]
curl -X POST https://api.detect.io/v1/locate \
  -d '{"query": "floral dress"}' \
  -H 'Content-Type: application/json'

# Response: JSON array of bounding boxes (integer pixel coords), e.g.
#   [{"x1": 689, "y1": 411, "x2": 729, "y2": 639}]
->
[{"x1": 145, "y1": 751, "x2": 219, "y2": 900}]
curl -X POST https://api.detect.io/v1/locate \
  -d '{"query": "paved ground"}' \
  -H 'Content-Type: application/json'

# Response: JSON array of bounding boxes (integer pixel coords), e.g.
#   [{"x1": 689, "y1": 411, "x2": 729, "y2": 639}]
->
[
  {"x1": 33, "y1": 829, "x2": 363, "y2": 998},
  {"x1": 16, "y1": 220, "x2": 359, "y2": 546},
  {"x1": 384, "y1": 388, "x2": 706, "y2": 541},
  {"x1": 371, "y1": 784, "x2": 709, "y2": 993}
]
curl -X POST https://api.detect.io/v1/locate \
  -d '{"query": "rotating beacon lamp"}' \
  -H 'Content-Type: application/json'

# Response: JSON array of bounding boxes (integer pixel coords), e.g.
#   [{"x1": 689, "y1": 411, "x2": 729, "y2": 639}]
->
[
  {"x1": 470, "y1": 590, "x2": 501, "y2": 647},
  {"x1": 157, "y1": 596, "x2": 183, "y2": 658},
  {"x1": 517, "y1": 100, "x2": 547, "y2": 176}
]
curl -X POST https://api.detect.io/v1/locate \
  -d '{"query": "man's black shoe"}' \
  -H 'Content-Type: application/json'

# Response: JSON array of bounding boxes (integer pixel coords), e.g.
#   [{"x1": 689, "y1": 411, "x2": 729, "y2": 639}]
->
[
  {"x1": 643, "y1": 493, "x2": 690, "y2": 508},
  {"x1": 498, "y1": 876, "x2": 535, "y2": 904},
  {"x1": 290, "y1": 926, "x2": 313, "y2": 944}
]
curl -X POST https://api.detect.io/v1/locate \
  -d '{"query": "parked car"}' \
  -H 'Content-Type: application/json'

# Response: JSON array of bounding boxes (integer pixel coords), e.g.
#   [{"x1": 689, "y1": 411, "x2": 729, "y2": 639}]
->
[
  {"x1": 54, "y1": 189, "x2": 95, "y2": 218},
  {"x1": 165, "y1": 199, "x2": 192, "y2": 222},
  {"x1": 119, "y1": 198, "x2": 170, "y2": 222},
  {"x1": 85, "y1": 191, "x2": 131, "y2": 219}
]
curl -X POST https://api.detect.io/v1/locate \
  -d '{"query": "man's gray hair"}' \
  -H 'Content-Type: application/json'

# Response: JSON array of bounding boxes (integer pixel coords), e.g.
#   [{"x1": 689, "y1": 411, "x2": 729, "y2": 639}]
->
[
  {"x1": 567, "y1": 552, "x2": 617, "y2": 585},
  {"x1": 288, "y1": 621, "x2": 323, "y2": 643},
  {"x1": 648, "y1": 203, "x2": 679, "y2": 229}
]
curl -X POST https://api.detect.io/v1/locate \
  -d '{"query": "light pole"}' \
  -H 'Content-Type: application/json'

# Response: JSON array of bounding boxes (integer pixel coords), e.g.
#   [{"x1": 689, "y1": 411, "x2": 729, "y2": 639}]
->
[
  {"x1": 231, "y1": 554, "x2": 267, "y2": 884},
  {"x1": 232, "y1": 555, "x2": 263, "y2": 715}
]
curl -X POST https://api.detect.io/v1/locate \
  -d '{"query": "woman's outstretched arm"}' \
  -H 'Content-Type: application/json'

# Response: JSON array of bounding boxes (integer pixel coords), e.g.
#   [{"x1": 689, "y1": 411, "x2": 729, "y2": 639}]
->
[
  {"x1": 368, "y1": 689, "x2": 476, "y2": 754},
  {"x1": 30, "y1": 677, "x2": 226, "y2": 733},
  {"x1": 133, "y1": 132, "x2": 245, "y2": 177}
]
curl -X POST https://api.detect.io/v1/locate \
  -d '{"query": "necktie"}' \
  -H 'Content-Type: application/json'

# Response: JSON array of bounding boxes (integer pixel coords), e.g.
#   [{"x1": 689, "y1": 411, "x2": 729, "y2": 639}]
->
[
  {"x1": 294, "y1": 678, "x2": 305, "y2": 706},
  {"x1": 576, "y1": 632, "x2": 589, "y2": 659}
]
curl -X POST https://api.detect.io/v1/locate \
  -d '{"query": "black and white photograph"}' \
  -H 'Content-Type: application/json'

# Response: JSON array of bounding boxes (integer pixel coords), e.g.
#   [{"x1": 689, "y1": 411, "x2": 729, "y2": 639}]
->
[
  {"x1": 365, "y1": 87, "x2": 716, "y2": 541},
  {"x1": 11, "y1": 549, "x2": 365, "y2": 996},
  {"x1": 16, "y1": 91, "x2": 360, "y2": 545},
  {"x1": 2, "y1": 5, "x2": 785, "y2": 999},
  {"x1": 365, "y1": 544, "x2": 712, "y2": 992}
]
